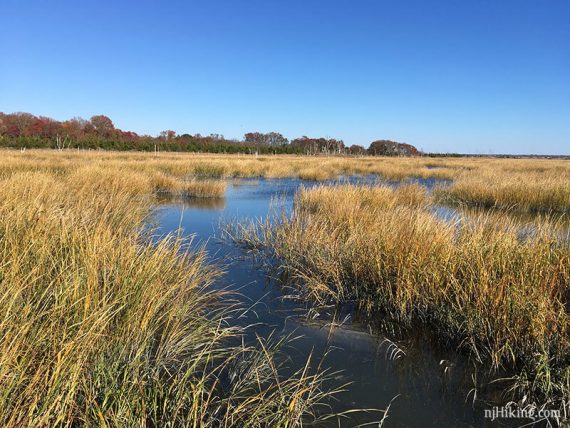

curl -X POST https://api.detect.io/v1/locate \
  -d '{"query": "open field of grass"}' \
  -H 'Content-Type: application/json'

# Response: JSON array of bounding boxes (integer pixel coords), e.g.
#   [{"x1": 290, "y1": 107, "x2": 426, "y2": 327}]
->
[
  {"x1": 0, "y1": 158, "x2": 334, "y2": 426},
  {"x1": 1, "y1": 149, "x2": 568, "y2": 212},
  {"x1": 230, "y1": 184, "x2": 570, "y2": 412}
]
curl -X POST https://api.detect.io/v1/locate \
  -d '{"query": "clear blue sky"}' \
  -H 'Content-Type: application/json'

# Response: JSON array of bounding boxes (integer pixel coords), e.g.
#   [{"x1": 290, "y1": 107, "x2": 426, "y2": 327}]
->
[{"x1": 1, "y1": 0, "x2": 569, "y2": 154}]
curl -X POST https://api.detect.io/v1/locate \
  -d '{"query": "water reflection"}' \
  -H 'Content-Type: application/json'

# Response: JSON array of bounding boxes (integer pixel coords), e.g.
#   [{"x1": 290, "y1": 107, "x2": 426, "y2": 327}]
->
[{"x1": 154, "y1": 194, "x2": 226, "y2": 210}]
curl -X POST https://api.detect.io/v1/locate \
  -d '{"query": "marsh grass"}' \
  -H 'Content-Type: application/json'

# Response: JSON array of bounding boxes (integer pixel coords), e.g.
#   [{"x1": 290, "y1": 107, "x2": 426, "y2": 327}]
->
[
  {"x1": 434, "y1": 165, "x2": 570, "y2": 213},
  {"x1": 1, "y1": 148, "x2": 567, "y2": 423},
  {"x1": 151, "y1": 172, "x2": 227, "y2": 198},
  {"x1": 229, "y1": 184, "x2": 570, "y2": 412},
  {"x1": 1, "y1": 149, "x2": 568, "y2": 212},
  {"x1": 179, "y1": 179, "x2": 227, "y2": 198},
  {"x1": 0, "y1": 167, "x2": 335, "y2": 426}
]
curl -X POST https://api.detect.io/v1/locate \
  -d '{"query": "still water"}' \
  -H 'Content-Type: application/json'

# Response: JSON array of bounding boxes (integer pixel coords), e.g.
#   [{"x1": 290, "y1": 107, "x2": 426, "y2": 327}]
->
[{"x1": 151, "y1": 178, "x2": 523, "y2": 427}]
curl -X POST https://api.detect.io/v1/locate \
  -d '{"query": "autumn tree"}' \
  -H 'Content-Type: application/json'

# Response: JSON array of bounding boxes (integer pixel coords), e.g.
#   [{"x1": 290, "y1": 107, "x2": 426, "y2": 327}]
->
[
  {"x1": 11, "y1": 112, "x2": 35, "y2": 136},
  {"x1": 368, "y1": 140, "x2": 419, "y2": 156},
  {"x1": 62, "y1": 117, "x2": 88, "y2": 141},
  {"x1": 243, "y1": 132, "x2": 264, "y2": 145},
  {"x1": 348, "y1": 144, "x2": 366, "y2": 155},
  {"x1": 160, "y1": 130, "x2": 177, "y2": 140},
  {"x1": 266, "y1": 132, "x2": 288, "y2": 146},
  {"x1": 244, "y1": 132, "x2": 288, "y2": 146},
  {"x1": 36, "y1": 117, "x2": 62, "y2": 138},
  {"x1": 90, "y1": 115, "x2": 115, "y2": 138},
  {"x1": 290, "y1": 136, "x2": 345, "y2": 155}
]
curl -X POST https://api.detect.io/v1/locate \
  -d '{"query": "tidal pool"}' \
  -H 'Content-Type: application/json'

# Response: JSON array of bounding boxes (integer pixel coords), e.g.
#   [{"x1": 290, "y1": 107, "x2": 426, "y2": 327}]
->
[{"x1": 150, "y1": 178, "x2": 530, "y2": 427}]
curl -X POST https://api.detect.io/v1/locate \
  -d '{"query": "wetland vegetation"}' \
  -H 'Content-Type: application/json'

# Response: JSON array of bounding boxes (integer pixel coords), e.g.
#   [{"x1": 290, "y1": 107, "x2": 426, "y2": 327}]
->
[
  {"x1": 0, "y1": 151, "x2": 335, "y2": 427},
  {"x1": 231, "y1": 184, "x2": 569, "y2": 412},
  {"x1": 0, "y1": 148, "x2": 568, "y2": 426}
]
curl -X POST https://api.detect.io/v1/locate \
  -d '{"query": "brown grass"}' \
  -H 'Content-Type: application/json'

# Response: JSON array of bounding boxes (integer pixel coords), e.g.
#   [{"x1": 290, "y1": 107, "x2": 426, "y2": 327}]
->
[
  {"x1": 2, "y1": 149, "x2": 568, "y2": 212},
  {"x1": 1, "y1": 148, "x2": 567, "y2": 422},
  {"x1": 0, "y1": 160, "x2": 334, "y2": 426},
  {"x1": 230, "y1": 184, "x2": 570, "y2": 411},
  {"x1": 434, "y1": 163, "x2": 570, "y2": 213}
]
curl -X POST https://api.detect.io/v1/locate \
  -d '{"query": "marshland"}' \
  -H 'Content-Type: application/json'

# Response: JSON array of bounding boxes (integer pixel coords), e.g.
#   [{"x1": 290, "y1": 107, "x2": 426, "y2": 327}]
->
[
  {"x1": 5, "y1": 0, "x2": 570, "y2": 424},
  {"x1": 0, "y1": 149, "x2": 568, "y2": 426}
]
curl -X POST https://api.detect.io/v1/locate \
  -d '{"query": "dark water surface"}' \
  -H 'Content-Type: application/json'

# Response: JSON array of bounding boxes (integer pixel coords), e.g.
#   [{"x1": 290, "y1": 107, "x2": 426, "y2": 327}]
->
[{"x1": 150, "y1": 178, "x2": 524, "y2": 427}]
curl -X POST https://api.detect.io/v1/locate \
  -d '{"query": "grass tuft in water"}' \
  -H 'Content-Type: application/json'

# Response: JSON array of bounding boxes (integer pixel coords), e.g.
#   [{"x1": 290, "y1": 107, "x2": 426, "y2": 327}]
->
[{"x1": 229, "y1": 183, "x2": 570, "y2": 413}]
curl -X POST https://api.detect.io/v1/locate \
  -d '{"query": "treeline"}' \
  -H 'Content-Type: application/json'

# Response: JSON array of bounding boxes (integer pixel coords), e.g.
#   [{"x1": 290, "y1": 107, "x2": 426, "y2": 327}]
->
[{"x1": 0, "y1": 112, "x2": 420, "y2": 156}]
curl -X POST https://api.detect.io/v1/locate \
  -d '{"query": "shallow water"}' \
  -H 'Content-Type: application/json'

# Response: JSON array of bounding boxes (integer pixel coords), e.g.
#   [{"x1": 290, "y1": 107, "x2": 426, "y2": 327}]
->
[{"x1": 150, "y1": 178, "x2": 537, "y2": 427}]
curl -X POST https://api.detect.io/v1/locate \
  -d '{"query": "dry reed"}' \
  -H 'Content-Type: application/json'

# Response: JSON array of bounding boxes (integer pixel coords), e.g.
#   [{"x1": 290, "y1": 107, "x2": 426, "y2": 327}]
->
[
  {"x1": 2, "y1": 149, "x2": 568, "y2": 212},
  {"x1": 229, "y1": 184, "x2": 570, "y2": 412},
  {"x1": 0, "y1": 163, "x2": 333, "y2": 426}
]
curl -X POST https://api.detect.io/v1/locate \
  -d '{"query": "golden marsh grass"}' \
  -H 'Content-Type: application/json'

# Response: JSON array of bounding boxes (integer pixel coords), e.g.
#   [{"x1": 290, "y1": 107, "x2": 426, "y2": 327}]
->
[
  {"x1": 1, "y1": 149, "x2": 568, "y2": 212},
  {"x1": 230, "y1": 184, "x2": 570, "y2": 411},
  {"x1": 1, "y1": 148, "x2": 568, "y2": 422},
  {"x1": 435, "y1": 164, "x2": 570, "y2": 213},
  {"x1": 0, "y1": 160, "x2": 333, "y2": 426}
]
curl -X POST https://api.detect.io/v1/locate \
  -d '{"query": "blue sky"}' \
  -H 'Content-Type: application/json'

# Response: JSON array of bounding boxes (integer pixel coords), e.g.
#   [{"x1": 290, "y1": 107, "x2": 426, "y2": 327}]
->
[{"x1": 1, "y1": 1, "x2": 569, "y2": 154}]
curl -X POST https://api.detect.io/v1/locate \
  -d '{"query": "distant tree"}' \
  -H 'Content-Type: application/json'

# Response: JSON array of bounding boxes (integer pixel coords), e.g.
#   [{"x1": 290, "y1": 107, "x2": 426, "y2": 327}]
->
[
  {"x1": 265, "y1": 132, "x2": 288, "y2": 146},
  {"x1": 368, "y1": 140, "x2": 419, "y2": 156},
  {"x1": 160, "y1": 130, "x2": 177, "y2": 140},
  {"x1": 83, "y1": 121, "x2": 95, "y2": 135},
  {"x1": 90, "y1": 115, "x2": 115, "y2": 137},
  {"x1": 37, "y1": 117, "x2": 62, "y2": 138},
  {"x1": 244, "y1": 132, "x2": 264, "y2": 145},
  {"x1": 322, "y1": 138, "x2": 344, "y2": 154},
  {"x1": 244, "y1": 132, "x2": 288, "y2": 146},
  {"x1": 348, "y1": 144, "x2": 366, "y2": 155},
  {"x1": 62, "y1": 117, "x2": 88, "y2": 141},
  {"x1": 11, "y1": 112, "x2": 35, "y2": 136},
  {"x1": 290, "y1": 136, "x2": 344, "y2": 155},
  {"x1": 0, "y1": 115, "x2": 6, "y2": 135},
  {"x1": 27, "y1": 116, "x2": 47, "y2": 136},
  {"x1": 118, "y1": 130, "x2": 140, "y2": 142}
]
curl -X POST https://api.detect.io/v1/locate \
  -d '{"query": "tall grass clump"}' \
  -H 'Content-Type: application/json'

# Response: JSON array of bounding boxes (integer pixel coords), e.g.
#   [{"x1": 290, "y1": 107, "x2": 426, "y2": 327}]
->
[
  {"x1": 0, "y1": 168, "x2": 332, "y2": 426},
  {"x1": 151, "y1": 172, "x2": 227, "y2": 198},
  {"x1": 435, "y1": 165, "x2": 570, "y2": 213},
  {"x1": 230, "y1": 184, "x2": 570, "y2": 411},
  {"x1": 180, "y1": 179, "x2": 227, "y2": 198}
]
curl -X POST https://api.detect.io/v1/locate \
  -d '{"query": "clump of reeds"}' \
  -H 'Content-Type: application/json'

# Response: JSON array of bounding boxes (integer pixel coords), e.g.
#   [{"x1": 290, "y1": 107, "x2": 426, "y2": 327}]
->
[
  {"x1": 298, "y1": 167, "x2": 336, "y2": 181},
  {"x1": 146, "y1": 173, "x2": 227, "y2": 198},
  {"x1": 230, "y1": 183, "x2": 570, "y2": 411},
  {"x1": 0, "y1": 168, "x2": 333, "y2": 426},
  {"x1": 180, "y1": 179, "x2": 227, "y2": 198},
  {"x1": 151, "y1": 172, "x2": 227, "y2": 198},
  {"x1": 434, "y1": 166, "x2": 570, "y2": 213}
]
